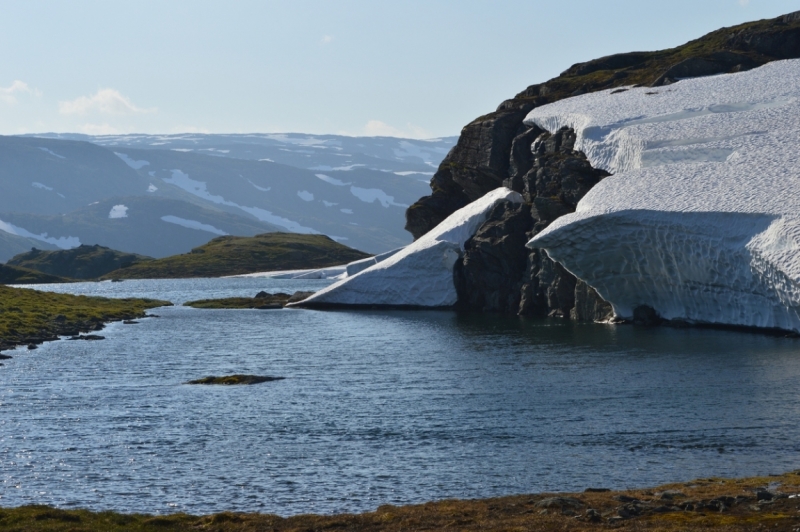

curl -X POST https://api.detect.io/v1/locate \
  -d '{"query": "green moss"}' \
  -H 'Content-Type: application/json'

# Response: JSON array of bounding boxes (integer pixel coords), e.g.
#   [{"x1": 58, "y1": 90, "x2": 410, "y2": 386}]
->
[
  {"x1": 101, "y1": 233, "x2": 371, "y2": 280},
  {"x1": 0, "y1": 285, "x2": 170, "y2": 350}
]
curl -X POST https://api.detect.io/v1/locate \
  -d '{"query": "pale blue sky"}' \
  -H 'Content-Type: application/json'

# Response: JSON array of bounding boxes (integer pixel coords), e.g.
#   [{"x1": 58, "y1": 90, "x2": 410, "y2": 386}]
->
[{"x1": 2, "y1": 0, "x2": 799, "y2": 138}]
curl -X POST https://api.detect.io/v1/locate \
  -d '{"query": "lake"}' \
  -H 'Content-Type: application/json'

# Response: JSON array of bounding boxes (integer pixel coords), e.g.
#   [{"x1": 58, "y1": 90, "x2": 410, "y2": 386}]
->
[{"x1": 1, "y1": 278, "x2": 799, "y2": 516}]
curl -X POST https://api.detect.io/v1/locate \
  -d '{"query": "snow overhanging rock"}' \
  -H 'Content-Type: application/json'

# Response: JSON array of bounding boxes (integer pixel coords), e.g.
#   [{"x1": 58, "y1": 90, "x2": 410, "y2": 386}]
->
[
  {"x1": 524, "y1": 59, "x2": 800, "y2": 332},
  {"x1": 292, "y1": 187, "x2": 523, "y2": 308}
]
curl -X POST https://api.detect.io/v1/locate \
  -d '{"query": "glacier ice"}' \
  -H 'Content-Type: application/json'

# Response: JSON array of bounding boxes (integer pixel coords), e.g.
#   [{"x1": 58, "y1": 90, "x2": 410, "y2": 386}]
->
[
  {"x1": 293, "y1": 188, "x2": 523, "y2": 308},
  {"x1": 525, "y1": 59, "x2": 800, "y2": 331}
]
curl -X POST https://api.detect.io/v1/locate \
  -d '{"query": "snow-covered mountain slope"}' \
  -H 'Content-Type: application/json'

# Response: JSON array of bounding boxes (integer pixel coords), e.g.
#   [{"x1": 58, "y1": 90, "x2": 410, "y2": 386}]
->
[
  {"x1": 114, "y1": 148, "x2": 430, "y2": 253},
  {"x1": 34, "y1": 133, "x2": 456, "y2": 178},
  {"x1": 295, "y1": 188, "x2": 522, "y2": 308},
  {"x1": 525, "y1": 59, "x2": 800, "y2": 332},
  {"x1": 0, "y1": 136, "x2": 149, "y2": 215},
  {"x1": 0, "y1": 196, "x2": 282, "y2": 258},
  {"x1": 0, "y1": 134, "x2": 452, "y2": 259}
]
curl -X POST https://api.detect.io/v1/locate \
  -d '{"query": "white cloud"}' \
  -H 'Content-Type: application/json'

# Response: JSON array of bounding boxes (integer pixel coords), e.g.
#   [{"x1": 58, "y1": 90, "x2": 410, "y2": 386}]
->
[
  {"x1": 321, "y1": 35, "x2": 334, "y2": 44},
  {"x1": 108, "y1": 204, "x2": 129, "y2": 219},
  {"x1": 1, "y1": 80, "x2": 40, "y2": 104},
  {"x1": 59, "y1": 88, "x2": 156, "y2": 115},
  {"x1": 363, "y1": 120, "x2": 433, "y2": 139}
]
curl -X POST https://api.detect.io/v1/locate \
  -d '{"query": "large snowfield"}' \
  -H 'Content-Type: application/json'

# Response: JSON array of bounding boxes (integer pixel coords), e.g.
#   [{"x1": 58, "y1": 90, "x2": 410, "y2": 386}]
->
[
  {"x1": 525, "y1": 59, "x2": 800, "y2": 332},
  {"x1": 294, "y1": 188, "x2": 523, "y2": 308}
]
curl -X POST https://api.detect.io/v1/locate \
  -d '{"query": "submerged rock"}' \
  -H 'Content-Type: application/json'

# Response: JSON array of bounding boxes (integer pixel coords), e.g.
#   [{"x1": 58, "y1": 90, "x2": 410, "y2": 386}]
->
[{"x1": 186, "y1": 375, "x2": 285, "y2": 385}]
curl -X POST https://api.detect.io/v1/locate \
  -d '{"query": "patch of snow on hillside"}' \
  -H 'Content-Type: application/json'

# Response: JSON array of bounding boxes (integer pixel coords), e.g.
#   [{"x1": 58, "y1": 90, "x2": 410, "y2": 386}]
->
[
  {"x1": 114, "y1": 152, "x2": 150, "y2": 169},
  {"x1": 32, "y1": 182, "x2": 54, "y2": 191},
  {"x1": 38, "y1": 147, "x2": 66, "y2": 159},
  {"x1": 394, "y1": 171, "x2": 435, "y2": 176},
  {"x1": 163, "y1": 169, "x2": 318, "y2": 233},
  {"x1": 392, "y1": 141, "x2": 447, "y2": 164},
  {"x1": 297, "y1": 190, "x2": 314, "y2": 201},
  {"x1": 0, "y1": 218, "x2": 80, "y2": 249},
  {"x1": 525, "y1": 58, "x2": 800, "y2": 332},
  {"x1": 148, "y1": 184, "x2": 158, "y2": 192},
  {"x1": 315, "y1": 173, "x2": 350, "y2": 186},
  {"x1": 340, "y1": 209, "x2": 353, "y2": 214},
  {"x1": 161, "y1": 215, "x2": 227, "y2": 235},
  {"x1": 108, "y1": 205, "x2": 128, "y2": 219},
  {"x1": 246, "y1": 179, "x2": 270, "y2": 192},
  {"x1": 323, "y1": 201, "x2": 337, "y2": 207},
  {"x1": 294, "y1": 188, "x2": 522, "y2": 308},
  {"x1": 310, "y1": 164, "x2": 365, "y2": 171},
  {"x1": 350, "y1": 186, "x2": 407, "y2": 208}
]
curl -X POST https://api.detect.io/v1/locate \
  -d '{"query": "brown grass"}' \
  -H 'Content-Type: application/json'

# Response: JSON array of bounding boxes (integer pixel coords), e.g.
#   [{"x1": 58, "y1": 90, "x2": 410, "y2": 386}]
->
[{"x1": 1, "y1": 471, "x2": 799, "y2": 531}]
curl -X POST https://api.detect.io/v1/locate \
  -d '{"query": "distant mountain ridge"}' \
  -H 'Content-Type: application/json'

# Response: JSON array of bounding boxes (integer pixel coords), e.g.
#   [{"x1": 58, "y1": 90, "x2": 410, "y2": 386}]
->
[{"x1": 0, "y1": 133, "x2": 457, "y2": 261}]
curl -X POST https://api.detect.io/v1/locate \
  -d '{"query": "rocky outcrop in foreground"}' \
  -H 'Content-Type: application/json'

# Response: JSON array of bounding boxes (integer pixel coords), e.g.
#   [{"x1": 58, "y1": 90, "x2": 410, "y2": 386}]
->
[{"x1": 408, "y1": 11, "x2": 800, "y2": 320}]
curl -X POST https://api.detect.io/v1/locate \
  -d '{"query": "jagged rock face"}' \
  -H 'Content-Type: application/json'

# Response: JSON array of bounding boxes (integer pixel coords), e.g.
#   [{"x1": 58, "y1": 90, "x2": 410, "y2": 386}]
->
[
  {"x1": 457, "y1": 127, "x2": 611, "y2": 319},
  {"x1": 405, "y1": 107, "x2": 532, "y2": 240},
  {"x1": 455, "y1": 201, "x2": 532, "y2": 313}
]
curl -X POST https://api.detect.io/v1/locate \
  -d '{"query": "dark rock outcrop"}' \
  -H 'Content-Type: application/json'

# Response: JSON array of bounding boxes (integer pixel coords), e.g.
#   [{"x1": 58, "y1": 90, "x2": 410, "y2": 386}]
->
[
  {"x1": 409, "y1": 11, "x2": 800, "y2": 321},
  {"x1": 455, "y1": 201, "x2": 532, "y2": 313},
  {"x1": 456, "y1": 127, "x2": 612, "y2": 319}
]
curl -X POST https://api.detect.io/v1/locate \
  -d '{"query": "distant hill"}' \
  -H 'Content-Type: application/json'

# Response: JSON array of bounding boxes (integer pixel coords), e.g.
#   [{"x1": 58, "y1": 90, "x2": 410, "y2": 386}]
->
[
  {"x1": 0, "y1": 230, "x2": 57, "y2": 263},
  {"x1": 7, "y1": 244, "x2": 153, "y2": 280},
  {"x1": 102, "y1": 232, "x2": 372, "y2": 279},
  {"x1": 0, "y1": 263, "x2": 69, "y2": 285}
]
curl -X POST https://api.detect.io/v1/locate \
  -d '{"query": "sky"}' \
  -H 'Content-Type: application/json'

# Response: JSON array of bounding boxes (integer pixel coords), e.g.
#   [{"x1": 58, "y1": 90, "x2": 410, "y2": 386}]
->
[{"x1": 2, "y1": 0, "x2": 799, "y2": 139}]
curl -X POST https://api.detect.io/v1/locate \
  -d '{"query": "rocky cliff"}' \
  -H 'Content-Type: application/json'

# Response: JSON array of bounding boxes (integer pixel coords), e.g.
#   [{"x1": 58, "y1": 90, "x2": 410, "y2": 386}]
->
[{"x1": 408, "y1": 10, "x2": 800, "y2": 319}]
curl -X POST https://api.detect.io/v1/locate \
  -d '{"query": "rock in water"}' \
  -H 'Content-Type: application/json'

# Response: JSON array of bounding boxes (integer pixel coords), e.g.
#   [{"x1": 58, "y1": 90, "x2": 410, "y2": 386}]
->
[
  {"x1": 294, "y1": 188, "x2": 523, "y2": 308},
  {"x1": 187, "y1": 375, "x2": 285, "y2": 385}
]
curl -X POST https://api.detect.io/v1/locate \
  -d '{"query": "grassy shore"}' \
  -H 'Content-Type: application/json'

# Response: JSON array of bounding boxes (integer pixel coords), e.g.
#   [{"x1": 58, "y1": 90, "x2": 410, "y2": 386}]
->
[
  {"x1": 183, "y1": 291, "x2": 314, "y2": 309},
  {"x1": 1, "y1": 471, "x2": 798, "y2": 531},
  {"x1": 0, "y1": 285, "x2": 170, "y2": 351}
]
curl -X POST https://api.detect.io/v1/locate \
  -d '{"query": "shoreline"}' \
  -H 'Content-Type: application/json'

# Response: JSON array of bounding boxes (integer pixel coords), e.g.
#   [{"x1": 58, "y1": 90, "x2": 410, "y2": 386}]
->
[
  {"x1": 1, "y1": 471, "x2": 798, "y2": 531},
  {"x1": 0, "y1": 285, "x2": 171, "y2": 354}
]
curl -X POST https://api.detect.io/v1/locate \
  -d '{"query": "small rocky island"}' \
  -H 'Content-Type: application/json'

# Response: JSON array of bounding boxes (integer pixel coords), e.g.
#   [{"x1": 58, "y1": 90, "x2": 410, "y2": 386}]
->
[
  {"x1": 187, "y1": 375, "x2": 285, "y2": 385},
  {"x1": 184, "y1": 291, "x2": 314, "y2": 309}
]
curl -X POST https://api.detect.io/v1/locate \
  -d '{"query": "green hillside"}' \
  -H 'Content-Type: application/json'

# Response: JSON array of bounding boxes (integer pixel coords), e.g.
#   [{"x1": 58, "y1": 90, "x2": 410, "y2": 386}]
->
[
  {"x1": 102, "y1": 232, "x2": 371, "y2": 279},
  {"x1": 7, "y1": 244, "x2": 152, "y2": 280},
  {"x1": 0, "y1": 263, "x2": 70, "y2": 285}
]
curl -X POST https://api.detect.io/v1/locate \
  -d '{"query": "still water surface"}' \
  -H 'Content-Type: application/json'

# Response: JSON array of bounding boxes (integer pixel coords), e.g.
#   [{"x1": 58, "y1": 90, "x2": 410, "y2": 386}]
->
[{"x1": 1, "y1": 278, "x2": 800, "y2": 515}]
